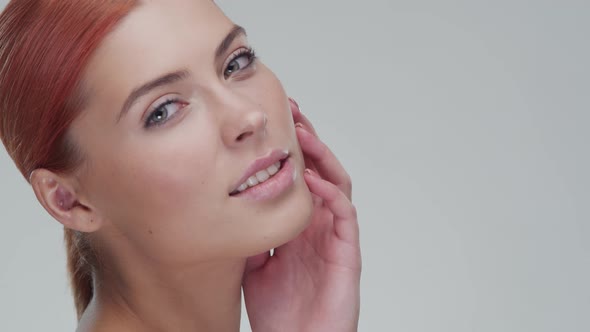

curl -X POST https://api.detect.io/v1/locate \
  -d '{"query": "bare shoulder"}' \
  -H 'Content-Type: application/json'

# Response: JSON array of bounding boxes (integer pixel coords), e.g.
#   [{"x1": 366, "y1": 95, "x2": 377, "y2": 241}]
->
[
  {"x1": 76, "y1": 315, "x2": 130, "y2": 332},
  {"x1": 76, "y1": 304, "x2": 132, "y2": 332}
]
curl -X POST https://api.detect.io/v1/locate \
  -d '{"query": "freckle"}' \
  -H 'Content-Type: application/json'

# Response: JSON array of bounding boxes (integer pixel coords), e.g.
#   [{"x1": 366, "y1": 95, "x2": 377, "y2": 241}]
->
[{"x1": 148, "y1": 229, "x2": 153, "y2": 235}]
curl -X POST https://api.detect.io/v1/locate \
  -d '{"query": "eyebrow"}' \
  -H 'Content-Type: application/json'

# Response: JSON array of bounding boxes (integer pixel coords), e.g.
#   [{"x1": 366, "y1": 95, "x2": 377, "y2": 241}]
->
[{"x1": 116, "y1": 24, "x2": 247, "y2": 122}]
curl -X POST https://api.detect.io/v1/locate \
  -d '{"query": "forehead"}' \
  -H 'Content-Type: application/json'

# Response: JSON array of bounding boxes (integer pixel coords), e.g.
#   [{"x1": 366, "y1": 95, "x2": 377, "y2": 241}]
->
[{"x1": 81, "y1": 0, "x2": 232, "y2": 105}]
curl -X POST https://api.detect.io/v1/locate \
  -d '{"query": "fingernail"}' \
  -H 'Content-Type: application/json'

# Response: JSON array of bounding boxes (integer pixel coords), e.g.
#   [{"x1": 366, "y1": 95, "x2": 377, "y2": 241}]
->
[
  {"x1": 295, "y1": 123, "x2": 310, "y2": 134},
  {"x1": 289, "y1": 97, "x2": 302, "y2": 113}
]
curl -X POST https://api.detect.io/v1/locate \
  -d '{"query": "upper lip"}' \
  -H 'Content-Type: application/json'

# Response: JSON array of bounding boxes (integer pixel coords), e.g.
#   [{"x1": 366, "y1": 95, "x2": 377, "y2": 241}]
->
[{"x1": 229, "y1": 149, "x2": 289, "y2": 194}]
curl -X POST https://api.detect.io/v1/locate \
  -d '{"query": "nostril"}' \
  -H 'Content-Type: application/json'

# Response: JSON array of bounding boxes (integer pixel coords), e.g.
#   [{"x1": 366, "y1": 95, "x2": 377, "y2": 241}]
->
[{"x1": 236, "y1": 131, "x2": 252, "y2": 142}]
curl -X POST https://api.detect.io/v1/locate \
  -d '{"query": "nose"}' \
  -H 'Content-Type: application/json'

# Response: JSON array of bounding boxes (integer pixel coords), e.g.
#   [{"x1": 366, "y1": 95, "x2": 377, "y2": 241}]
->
[{"x1": 219, "y1": 95, "x2": 268, "y2": 147}]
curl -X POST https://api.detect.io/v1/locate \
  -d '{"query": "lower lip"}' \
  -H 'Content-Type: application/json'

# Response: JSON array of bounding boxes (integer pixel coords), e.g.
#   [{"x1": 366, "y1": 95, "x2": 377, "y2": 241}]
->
[{"x1": 230, "y1": 157, "x2": 295, "y2": 201}]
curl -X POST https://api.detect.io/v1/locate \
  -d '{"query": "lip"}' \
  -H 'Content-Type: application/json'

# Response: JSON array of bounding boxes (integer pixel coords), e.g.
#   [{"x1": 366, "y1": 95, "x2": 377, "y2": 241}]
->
[
  {"x1": 230, "y1": 157, "x2": 295, "y2": 200},
  {"x1": 229, "y1": 149, "x2": 289, "y2": 194}
]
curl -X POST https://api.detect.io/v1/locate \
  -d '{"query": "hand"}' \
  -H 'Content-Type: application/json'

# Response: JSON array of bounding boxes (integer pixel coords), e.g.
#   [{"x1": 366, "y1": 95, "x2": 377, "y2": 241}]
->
[{"x1": 242, "y1": 98, "x2": 361, "y2": 332}]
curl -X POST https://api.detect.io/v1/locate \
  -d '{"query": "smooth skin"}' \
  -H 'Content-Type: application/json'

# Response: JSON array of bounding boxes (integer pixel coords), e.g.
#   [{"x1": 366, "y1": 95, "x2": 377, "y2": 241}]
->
[
  {"x1": 27, "y1": 0, "x2": 360, "y2": 331},
  {"x1": 243, "y1": 99, "x2": 362, "y2": 332}
]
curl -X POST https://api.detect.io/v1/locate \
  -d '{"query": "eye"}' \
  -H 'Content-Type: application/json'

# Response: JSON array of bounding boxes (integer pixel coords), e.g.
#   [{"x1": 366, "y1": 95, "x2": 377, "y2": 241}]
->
[
  {"x1": 144, "y1": 98, "x2": 185, "y2": 128},
  {"x1": 224, "y1": 47, "x2": 257, "y2": 79}
]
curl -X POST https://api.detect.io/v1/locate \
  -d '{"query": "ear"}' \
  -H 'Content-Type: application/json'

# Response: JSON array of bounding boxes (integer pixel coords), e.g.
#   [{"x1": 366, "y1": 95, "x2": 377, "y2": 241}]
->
[{"x1": 29, "y1": 168, "x2": 103, "y2": 233}]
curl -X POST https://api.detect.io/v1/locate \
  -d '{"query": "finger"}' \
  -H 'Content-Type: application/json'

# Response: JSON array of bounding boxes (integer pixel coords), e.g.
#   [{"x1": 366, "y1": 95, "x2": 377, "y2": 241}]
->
[
  {"x1": 311, "y1": 192, "x2": 323, "y2": 207},
  {"x1": 289, "y1": 97, "x2": 319, "y2": 137},
  {"x1": 304, "y1": 169, "x2": 359, "y2": 245},
  {"x1": 243, "y1": 250, "x2": 271, "y2": 277},
  {"x1": 303, "y1": 154, "x2": 318, "y2": 174},
  {"x1": 296, "y1": 125, "x2": 352, "y2": 200},
  {"x1": 287, "y1": 98, "x2": 321, "y2": 173}
]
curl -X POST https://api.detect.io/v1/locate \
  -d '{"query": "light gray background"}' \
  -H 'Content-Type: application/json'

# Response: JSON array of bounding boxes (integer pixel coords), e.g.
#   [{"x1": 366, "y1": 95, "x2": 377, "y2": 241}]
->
[{"x1": 1, "y1": 0, "x2": 588, "y2": 331}]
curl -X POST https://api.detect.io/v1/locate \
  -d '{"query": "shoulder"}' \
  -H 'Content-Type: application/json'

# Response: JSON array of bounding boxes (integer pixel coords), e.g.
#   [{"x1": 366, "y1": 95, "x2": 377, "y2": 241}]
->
[{"x1": 76, "y1": 304, "x2": 134, "y2": 332}]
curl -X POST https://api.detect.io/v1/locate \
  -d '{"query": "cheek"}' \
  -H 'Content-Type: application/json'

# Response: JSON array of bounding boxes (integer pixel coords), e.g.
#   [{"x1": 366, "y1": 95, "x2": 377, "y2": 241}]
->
[
  {"x1": 130, "y1": 149, "x2": 214, "y2": 217},
  {"x1": 85, "y1": 128, "x2": 236, "y2": 263},
  {"x1": 249, "y1": 65, "x2": 293, "y2": 131},
  {"x1": 88, "y1": 126, "x2": 219, "y2": 226},
  {"x1": 135, "y1": 160, "x2": 206, "y2": 211}
]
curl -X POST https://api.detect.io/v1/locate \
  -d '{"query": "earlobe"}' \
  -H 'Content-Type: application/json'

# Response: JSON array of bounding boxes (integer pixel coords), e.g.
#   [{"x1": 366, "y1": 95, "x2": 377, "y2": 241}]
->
[{"x1": 29, "y1": 169, "x2": 103, "y2": 233}]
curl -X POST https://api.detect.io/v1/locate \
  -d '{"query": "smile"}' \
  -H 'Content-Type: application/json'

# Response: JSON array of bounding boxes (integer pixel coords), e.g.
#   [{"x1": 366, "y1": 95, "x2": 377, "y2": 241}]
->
[
  {"x1": 229, "y1": 150, "x2": 295, "y2": 200},
  {"x1": 231, "y1": 160, "x2": 283, "y2": 194}
]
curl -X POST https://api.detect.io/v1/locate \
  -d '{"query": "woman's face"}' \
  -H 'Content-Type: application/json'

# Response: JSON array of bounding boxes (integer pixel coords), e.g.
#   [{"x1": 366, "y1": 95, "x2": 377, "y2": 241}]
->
[{"x1": 70, "y1": 0, "x2": 313, "y2": 264}]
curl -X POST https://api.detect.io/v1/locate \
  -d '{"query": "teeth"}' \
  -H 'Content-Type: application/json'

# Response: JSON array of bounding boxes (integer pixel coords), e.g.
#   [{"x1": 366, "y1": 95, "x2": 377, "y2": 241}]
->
[
  {"x1": 247, "y1": 177, "x2": 259, "y2": 186},
  {"x1": 267, "y1": 163, "x2": 279, "y2": 175},
  {"x1": 256, "y1": 169, "x2": 270, "y2": 182},
  {"x1": 234, "y1": 161, "x2": 282, "y2": 194}
]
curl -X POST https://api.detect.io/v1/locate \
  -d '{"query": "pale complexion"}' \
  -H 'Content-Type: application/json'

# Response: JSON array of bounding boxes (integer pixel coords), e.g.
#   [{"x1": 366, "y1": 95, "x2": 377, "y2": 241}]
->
[
  {"x1": 29, "y1": 0, "x2": 360, "y2": 331},
  {"x1": 32, "y1": 0, "x2": 312, "y2": 330}
]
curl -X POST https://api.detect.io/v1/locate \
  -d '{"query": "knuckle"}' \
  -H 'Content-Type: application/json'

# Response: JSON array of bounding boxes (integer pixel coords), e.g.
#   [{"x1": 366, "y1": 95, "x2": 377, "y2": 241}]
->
[
  {"x1": 327, "y1": 182, "x2": 341, "y2": 197},
  {"x1": 343, "y1": 174, "x2": 352, "y2": 192},
  {"x1": 317, "y1": 139, "x2": 329, "y2": 154},
  {"x1": 345, "y1": 173, "x2": 352, "y2": 186},
  {"x1": 348, "y1": 204, "x2": 358, "y2": 218}
]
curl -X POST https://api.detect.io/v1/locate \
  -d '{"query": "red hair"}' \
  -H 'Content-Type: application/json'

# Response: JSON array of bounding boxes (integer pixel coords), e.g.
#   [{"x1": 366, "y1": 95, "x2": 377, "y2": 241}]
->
[{"x1": 0, "y1": 0, "x2": 138, "y2": 320}]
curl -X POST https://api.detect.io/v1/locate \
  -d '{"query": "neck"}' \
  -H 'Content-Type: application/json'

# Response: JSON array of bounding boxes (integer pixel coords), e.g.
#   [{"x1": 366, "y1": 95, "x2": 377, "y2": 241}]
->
[{"x1": 80, "y1": 257, "x2": 246, "y2": 332}]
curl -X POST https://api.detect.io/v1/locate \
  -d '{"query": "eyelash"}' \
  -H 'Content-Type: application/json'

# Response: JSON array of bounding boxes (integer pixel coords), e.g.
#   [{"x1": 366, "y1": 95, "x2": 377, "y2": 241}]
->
[
  {"x1": 144, "y1": 47, "x2": 258, "y2": 129},
  {"x1": 224, "y1": 46, "x2": 257, "y2": 79},
  {"x1": 144, "y1": 98, "x2": 183, "y2": 128}
]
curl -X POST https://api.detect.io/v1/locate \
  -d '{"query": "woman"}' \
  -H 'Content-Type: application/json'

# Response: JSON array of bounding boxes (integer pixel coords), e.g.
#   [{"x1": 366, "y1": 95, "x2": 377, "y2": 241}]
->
[{"x1": 0, "y1": 0, "x2": 361, "y2": 331}]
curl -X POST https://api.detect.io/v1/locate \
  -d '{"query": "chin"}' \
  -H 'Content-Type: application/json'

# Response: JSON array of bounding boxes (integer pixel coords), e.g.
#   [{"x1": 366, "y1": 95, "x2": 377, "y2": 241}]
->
[{"x1": 241, "y1": 179, "x2": 314, "y2": 257}]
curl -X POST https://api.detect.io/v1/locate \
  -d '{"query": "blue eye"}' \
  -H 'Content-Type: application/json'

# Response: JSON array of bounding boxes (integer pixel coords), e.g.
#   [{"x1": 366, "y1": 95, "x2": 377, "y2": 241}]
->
[
  {"x1": 144, "y1": 98, "x2": 183, "y2": 128},
  {"x1": 224, "y1": 47, "x2": 257, "y2": 79}
]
